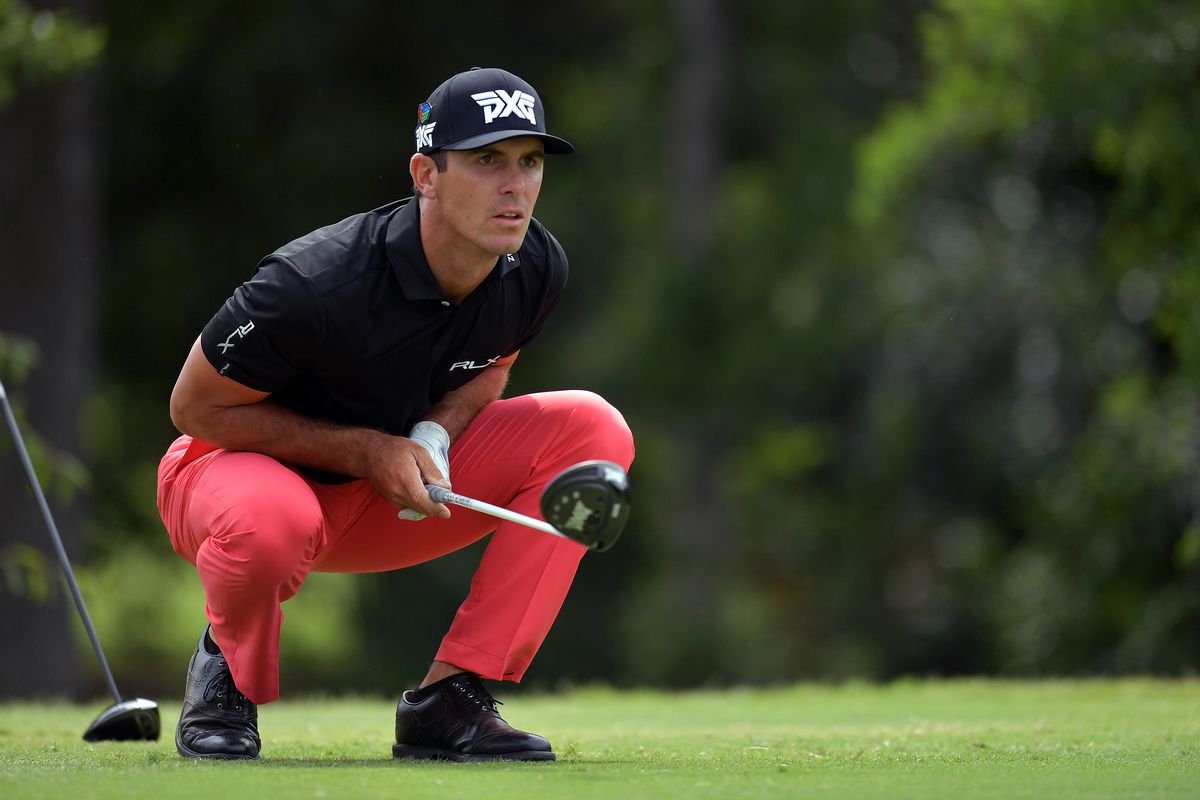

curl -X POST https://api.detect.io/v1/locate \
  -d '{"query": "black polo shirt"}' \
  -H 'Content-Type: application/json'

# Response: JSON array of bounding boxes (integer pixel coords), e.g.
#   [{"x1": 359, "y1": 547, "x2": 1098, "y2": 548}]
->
[{"x1": 200, "y1": 196, "x2": 566, "y2": 470}]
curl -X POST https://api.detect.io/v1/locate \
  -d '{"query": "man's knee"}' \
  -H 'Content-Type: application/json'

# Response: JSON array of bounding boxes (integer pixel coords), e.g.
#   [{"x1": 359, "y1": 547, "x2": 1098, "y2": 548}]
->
[
  {"x1": 203, "y1": 492, "x2": 324, "y2": 585},
  {"x1": 543, "y1": 390, "x2": 635, "y2": 468}
]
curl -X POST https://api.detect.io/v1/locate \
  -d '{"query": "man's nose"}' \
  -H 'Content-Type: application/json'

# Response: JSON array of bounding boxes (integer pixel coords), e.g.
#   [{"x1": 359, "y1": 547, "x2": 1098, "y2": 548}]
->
[{"x1": 499, "y1": 165, "x2": 531, "y2": 194}]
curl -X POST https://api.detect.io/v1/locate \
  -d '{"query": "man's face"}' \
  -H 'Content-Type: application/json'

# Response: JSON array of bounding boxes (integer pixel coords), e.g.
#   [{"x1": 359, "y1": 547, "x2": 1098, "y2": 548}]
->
[{"x1": 432, "y1": 136, "x2": 545, "y2": 258}]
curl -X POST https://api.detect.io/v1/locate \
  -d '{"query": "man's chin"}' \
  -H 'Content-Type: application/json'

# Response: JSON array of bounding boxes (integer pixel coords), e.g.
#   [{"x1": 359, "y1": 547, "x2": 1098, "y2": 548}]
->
[{"x1": 486, "y1": 234, "x2": 529, "y2": 257}]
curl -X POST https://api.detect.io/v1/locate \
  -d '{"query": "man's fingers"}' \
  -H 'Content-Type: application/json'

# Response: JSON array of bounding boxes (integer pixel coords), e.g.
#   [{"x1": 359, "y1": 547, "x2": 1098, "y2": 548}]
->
[
  {"x1": 396, "y1": 492, "x2": 449, "y2": 520},
  {"x1": 400, "y1": 453, "x2": 450, "y2": 518},
  {"x1": 412, "y1": 446, "x2": 451, "y2": 489},
  {"x1": 373, "y1": 436, "x2": 451, "y2": 521}
]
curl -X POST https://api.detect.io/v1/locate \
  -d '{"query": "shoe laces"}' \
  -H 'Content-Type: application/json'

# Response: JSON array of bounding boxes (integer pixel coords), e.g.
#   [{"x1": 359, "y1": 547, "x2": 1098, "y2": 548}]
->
[
  {"x1": 203, "y1": 658, "x2": 253, "y2": 715},
  {"x1": 450, "y1": 675, "x2": 502, "y2": 715}
]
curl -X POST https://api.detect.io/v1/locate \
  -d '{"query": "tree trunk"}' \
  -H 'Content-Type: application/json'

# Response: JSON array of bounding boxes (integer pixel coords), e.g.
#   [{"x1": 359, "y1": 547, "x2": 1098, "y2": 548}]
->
[
  {"x1": 664, "y1": 0, "x2": 733, "y2": 653},
  {"x1": 667, "y1": 0, "x2": 728, "y2": 259}
]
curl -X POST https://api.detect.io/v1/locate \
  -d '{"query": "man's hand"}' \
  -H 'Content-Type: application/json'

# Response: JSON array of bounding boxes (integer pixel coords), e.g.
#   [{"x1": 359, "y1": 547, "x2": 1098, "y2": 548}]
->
[
  {"x1": 396, "y1": 421, "x2": 451, "y2": 521},
  {"x1": 361, "y1": 431, "x2": 451, "y2": 520},
  {"x1": 391, "y1": 358, "x2": 512, "y2": 520}
]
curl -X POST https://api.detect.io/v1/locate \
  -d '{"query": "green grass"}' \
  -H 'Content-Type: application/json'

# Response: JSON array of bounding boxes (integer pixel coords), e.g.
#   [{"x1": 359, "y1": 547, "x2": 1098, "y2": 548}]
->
[{"x1": 1, "y1": 680, "x2": 1196, "y2": 799}]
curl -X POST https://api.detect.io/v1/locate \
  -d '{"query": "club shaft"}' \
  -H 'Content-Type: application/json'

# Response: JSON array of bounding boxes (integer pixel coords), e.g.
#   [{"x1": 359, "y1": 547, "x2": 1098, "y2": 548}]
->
[
  {"x1": 425, "y1": 485, "x2": 568, "y2": 540},
  {"x1": 0, "y1": 380, "x2": 123, "y2": 704}
]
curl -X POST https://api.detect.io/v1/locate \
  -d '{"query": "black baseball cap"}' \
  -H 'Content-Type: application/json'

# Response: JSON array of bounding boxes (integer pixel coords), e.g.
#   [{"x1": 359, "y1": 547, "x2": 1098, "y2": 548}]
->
[{"x1": 414, "y1": 67, "x2": 574, "y2": 156}]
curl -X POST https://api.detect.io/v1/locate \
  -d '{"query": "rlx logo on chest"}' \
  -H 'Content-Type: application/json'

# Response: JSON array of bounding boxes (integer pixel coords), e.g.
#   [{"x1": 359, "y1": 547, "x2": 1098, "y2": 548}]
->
[{"x1": 449, "y1": 356, "x2": 501, "y2": 372}]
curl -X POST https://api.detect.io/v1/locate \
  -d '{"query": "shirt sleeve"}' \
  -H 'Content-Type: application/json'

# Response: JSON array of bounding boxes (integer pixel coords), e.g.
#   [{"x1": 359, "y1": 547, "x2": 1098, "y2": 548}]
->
[
  {"x1": 200, "y1": 256, "x2": 324, "y2": 392},
  {"x1": 512, "y1": 229, "x2": 569, "y2": 352}
]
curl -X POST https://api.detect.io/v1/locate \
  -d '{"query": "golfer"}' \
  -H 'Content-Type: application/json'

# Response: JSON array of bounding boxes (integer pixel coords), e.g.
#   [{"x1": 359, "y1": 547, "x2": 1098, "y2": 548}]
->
[{"x1": 156, "y1": 67, "x2": 634, "y2": 761}]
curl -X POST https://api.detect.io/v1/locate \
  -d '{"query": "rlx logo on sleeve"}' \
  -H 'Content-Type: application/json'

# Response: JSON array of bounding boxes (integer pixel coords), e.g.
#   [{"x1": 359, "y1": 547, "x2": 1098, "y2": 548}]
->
[
  {"x1": 218, "y1": 321, "x2": 255, "y2": 353},
  {"x1": 449, "y1": 356, "x2": 500, "y2": 372}
]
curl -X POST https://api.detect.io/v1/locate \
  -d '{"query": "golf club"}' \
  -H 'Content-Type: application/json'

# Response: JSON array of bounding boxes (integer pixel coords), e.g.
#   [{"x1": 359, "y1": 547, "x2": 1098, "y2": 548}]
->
[
  {"x1": 426, "y1": 460, "x2": 632, "y2": 552},
  {"x1": 0, "y1": 377, "x2": 160, "y2": 741}
]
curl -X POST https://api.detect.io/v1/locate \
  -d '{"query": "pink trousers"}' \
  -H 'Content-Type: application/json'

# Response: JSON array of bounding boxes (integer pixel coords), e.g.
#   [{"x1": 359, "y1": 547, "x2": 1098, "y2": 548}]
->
[{"x1": 156, "y1": 390, "x2": 634, "y2": 704}]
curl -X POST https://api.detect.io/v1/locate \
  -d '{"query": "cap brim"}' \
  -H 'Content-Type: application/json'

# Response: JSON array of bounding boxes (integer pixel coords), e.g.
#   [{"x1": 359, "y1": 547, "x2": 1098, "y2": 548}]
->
[{"x1": 436, "y1": 129, "x2": 574, "y2": 155}]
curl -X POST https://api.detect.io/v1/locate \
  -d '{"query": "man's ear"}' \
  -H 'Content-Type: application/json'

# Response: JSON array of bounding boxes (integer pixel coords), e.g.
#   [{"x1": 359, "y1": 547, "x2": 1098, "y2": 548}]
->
[{"x1": 410, "y1": 153, "x2": 438, "y2": 199}]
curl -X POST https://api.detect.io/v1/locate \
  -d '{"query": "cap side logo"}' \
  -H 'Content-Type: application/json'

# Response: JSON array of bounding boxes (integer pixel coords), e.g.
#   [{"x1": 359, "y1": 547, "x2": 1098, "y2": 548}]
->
[
  {"x1": 471, "y1": 89, "x2": 537, "y2": 125},
  {"x1": 417, "y1": 102, "x2": 432, "y2": 123},
  {"x1": 416, "y1": 121, "x2": 436, "y2": 149}
]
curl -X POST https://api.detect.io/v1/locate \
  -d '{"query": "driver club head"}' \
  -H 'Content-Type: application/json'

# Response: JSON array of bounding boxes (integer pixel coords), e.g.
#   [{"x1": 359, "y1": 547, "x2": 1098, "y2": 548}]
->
[
  {"x1": 540, "y1": 460, "x2": 631, "y2": 552},
  {"x1": 82, "y1": 697, "x2": 161, "y2": 742}
]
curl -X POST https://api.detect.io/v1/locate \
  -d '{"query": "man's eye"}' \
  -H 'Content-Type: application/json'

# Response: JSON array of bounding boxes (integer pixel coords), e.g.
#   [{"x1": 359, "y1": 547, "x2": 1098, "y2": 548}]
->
[{"x1": 479, "y1": 154, "x2": 494, "y2": 164}]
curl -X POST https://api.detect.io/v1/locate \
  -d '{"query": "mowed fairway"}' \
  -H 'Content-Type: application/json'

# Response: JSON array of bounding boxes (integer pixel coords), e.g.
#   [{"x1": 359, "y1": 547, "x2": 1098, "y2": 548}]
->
[{"x1": 1, "y1": 680, "x2": 1195, "y2": 799}]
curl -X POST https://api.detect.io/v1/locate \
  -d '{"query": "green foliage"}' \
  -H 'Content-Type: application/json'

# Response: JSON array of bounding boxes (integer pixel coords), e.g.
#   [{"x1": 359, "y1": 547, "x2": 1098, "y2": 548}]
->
[
  {"x1": 0, "y1": 0, "x2": 105, "y2": 107},
  {"x1": 850, "y1": 0, "x2": 1200, "y2": 673},
  {"x1": 0, "y1": 543, "x2": 53, "y2": 602},
  {"x1": 70, "y1": 545, "x2": 366, "y2": 695},
  {"x1": 0, "y1": 333, "x2": 90, "y2": 503},
  {"x1": 0, "y1": 332, "x2": 39, "y2": 385}
]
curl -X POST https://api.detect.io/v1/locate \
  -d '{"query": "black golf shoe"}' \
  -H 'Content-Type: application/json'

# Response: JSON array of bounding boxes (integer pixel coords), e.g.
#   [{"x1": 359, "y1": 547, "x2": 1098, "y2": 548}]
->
[
  {"x1": 175, "y1": 625, "x2": 261, "y2": 760},
  {"x1": 393, "y1": 673, "x2": 555, "y2": 761}
]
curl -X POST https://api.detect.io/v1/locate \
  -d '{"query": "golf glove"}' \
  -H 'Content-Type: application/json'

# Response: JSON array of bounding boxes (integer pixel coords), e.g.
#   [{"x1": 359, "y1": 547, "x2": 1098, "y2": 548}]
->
[{"x1": 397, "y1": 420, "x2": 451, "y2": 521}]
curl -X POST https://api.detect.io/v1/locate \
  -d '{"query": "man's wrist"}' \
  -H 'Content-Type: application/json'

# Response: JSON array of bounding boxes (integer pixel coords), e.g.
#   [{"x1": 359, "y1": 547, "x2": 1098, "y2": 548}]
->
[
  {"x1": 410, "y1": 420, "x2": 450, "y2": 449},
  {"x1": 343, "y1": 427, "x2": 394, "y2": 478},
  {"x1": 408, "y1": 420, "x2": 451, "y2": 486}
]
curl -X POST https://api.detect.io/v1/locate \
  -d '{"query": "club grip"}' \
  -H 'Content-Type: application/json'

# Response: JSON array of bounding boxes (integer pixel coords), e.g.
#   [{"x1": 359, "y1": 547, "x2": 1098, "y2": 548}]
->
[{"x1": 427, "y1": 485, "x2": 453, "y2": 504}]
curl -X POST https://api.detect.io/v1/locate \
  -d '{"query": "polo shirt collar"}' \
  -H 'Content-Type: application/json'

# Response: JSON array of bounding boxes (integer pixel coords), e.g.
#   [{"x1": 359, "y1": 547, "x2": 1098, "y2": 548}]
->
[
  {"x1": 385, "y1": 198, "x2": 445, "y2": 300},
  {"x1": 385, "y1": 197, "x2": 522, "y2": 300}
]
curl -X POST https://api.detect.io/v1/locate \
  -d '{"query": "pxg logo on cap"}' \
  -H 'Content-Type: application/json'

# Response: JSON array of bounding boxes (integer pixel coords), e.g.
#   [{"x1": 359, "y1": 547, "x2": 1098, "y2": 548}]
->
[
  {"x1": 413, "y1": 67, "x2": 574, "y2": 156},
  {"x1": 472, "y1": 90, "x2": 536, "y2": 124}
]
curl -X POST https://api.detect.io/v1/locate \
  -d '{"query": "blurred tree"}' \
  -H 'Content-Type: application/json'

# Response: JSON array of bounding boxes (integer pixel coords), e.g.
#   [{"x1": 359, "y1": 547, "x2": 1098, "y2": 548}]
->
[
  {"x1": 0, "y1": 0, "x2": 104, "y2": 697},
  {"x1": 851, "y1": 0, "x2": 1200, "y2": 672},
  {"x1": 0, "y1": 0, "x2": 103, "y2": 103},
  {"x1": 537, "y1": 0, "x2": 936, "y2": 684}
]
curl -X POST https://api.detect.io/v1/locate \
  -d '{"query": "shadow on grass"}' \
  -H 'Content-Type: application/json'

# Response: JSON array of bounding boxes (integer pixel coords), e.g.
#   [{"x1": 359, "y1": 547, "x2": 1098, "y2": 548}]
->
[
  {"x1": 256, "y1": 758, "x2": 397, "y2": 768},
  {"x1": 255, "y1": 757, "x2": 631, "y2": 768}
]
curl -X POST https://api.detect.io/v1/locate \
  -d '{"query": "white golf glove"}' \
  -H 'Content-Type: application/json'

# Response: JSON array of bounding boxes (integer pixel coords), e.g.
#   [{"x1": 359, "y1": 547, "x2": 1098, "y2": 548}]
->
[{"x1": 397, "y1": 420, "x2": 450, "y2": 521}]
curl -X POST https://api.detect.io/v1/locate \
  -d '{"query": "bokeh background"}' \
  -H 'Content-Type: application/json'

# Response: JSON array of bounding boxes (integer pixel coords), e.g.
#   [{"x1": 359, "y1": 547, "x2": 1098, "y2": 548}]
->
[{"x1": 2, "y1": 0, "x2": 1198, "y2": 700}]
